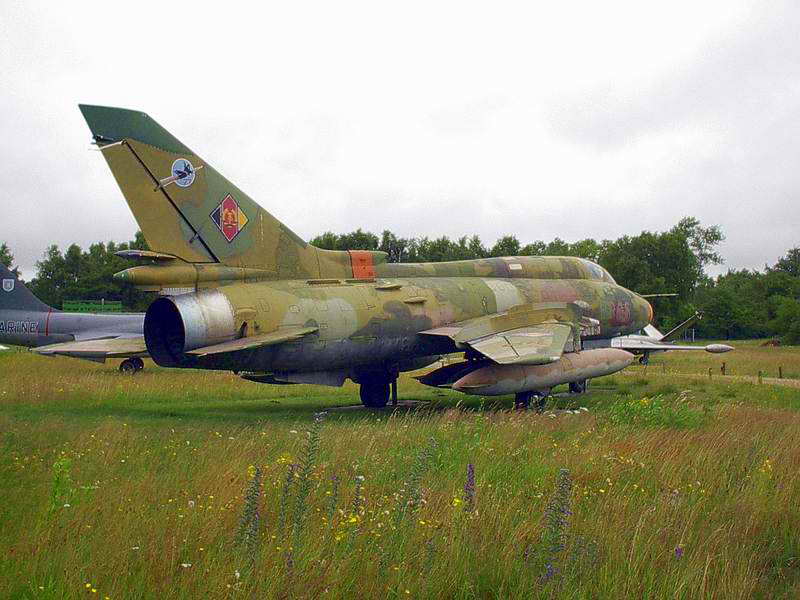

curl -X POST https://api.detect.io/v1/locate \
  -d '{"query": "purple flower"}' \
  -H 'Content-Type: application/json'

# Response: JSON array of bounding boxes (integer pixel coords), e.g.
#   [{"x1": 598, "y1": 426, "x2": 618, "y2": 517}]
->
[
  {"x1": 463, "y1": 463, "x2": 476, "y2": 512},
  {"x1": 675, "y1": 546, "x2": 684, "y2": 559}
]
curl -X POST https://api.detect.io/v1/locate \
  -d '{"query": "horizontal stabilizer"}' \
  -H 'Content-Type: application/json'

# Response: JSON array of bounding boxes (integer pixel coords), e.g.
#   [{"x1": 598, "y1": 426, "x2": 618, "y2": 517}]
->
[
  {"x1": 115, "y1": 250, "x2": 180, "y2": 262},
  {"x1": 187, "y1": 326, "x2": 318, "y2": 357},
  {"x1": 34, "y1": 336, "x2": 147, "y2": 359}
]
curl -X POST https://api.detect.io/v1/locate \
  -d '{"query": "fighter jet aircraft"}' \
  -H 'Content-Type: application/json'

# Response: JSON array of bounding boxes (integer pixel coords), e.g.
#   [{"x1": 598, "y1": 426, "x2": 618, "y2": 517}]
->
[
  {"x1": 79, "y1": 104, "x2": 731, "y2": 407},
  {"x1": 0, "y1": 264, "x2": 147, "y2": 372}
]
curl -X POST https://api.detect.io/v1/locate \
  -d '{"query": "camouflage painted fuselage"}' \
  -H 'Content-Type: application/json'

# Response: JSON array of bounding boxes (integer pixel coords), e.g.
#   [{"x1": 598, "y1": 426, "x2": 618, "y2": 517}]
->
[{"x1": 147, "y1": 275, "x2": 650, "y2": 379}]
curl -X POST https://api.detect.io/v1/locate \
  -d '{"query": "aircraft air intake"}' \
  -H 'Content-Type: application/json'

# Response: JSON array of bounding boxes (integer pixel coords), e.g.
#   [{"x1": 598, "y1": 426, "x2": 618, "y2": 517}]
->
[{"x1": 144, "y1": 290, "x2": 237, "y2": 367}]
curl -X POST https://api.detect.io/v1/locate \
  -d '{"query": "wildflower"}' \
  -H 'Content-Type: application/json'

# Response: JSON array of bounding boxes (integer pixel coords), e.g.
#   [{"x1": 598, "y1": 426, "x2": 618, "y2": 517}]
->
[
  {"x1": 181, "y1": 563, "x2": 192, "y2": 568},
  {"x1": 463, "y1": 463, "x2": 476, "y2": 512},
  {"x1": 247, "y1": 464, "x2": 257, "y2": 479},
  {"x1": 675, "y1": 546, "x2": 684, "y2": 559},
  {"x1": 234, "y1": 570, "x2": 240, "y2": 580}
]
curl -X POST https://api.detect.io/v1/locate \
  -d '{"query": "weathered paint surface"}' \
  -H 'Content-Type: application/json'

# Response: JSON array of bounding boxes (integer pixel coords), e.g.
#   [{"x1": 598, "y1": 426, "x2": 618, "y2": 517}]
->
[
  {"x1": 144, "y1": 276, "x2": 650, "y2": 378},
  {"x1": 450, "y1": 348, "x2": 634, "y2": 396}
]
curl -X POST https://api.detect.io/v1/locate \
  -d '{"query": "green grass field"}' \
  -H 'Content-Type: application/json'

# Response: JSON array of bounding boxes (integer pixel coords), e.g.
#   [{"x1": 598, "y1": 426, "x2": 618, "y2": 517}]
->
[
  {"x1": 1, "y1": 344, "x2": 800, "y2": 599},
  {"x1": 648, "y1": 338, "x2": 800, "y2": 380}
]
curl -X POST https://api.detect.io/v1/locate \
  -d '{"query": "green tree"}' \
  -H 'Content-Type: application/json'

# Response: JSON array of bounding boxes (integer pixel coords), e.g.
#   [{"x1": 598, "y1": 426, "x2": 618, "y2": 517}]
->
[
  {"x1": 28, "y1": 233, "x2": 151, "y2": 311},
  {"x1": 0, "y1": 242, "x2": 14, "y2": 269},
  {"x1": 489, "y1": 235, "x2": 521, "y2": 257},
  {"x1": 670, "y1": 216, "x2": 725, "y2": 268},
  {"x1": 771, "y1": 247, "x2": 800, "y2": 278},
  {"x1": 378, "y1": 230, "x2": 409, "y2": 263},
  {"x1": 309, "y1": 231, "x2": 339, "y2": 250},
  {"x1": 770, "y1": 297, "x2": 800, "y2": 345}
]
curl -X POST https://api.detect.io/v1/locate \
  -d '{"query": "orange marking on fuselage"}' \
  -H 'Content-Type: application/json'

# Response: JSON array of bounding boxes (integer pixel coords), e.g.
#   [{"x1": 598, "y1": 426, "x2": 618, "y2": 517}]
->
[
  {"x1": 45, "y1": 308, "x2": 52, "y2": 336},
  {"x1": 348, "y1": 250, "x2": 376, "y2": 279}
]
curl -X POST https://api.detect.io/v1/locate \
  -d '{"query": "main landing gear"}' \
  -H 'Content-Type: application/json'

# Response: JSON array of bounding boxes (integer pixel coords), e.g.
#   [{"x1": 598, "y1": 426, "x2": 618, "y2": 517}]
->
[
  {"x1": 119, "y1": 357, "x2": 145, "y2": 374},
  {"x1": 358, "y1": 372, "x2": 399, "y2": 408},
  {"x1": 514, "y1": 389, "x2": 550, "y2": 412}
]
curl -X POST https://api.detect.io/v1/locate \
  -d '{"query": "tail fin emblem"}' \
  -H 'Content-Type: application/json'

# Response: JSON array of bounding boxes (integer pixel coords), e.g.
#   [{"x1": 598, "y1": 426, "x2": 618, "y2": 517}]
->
[
  {"x1": 210, "y1": 194, "x2": 249, "y2": 242},
  {"x1": 2, "y1": 279, "x2": 14, "y2": 293},
  {"x1": 171, "y1": 158, "x2": 196, "y2": 188}
]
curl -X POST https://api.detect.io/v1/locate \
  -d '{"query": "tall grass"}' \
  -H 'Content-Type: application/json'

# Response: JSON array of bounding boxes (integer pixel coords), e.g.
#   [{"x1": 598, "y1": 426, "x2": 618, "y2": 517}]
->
[{"x1": 2, "y1": 353, "x2": 800, "y2": 597}]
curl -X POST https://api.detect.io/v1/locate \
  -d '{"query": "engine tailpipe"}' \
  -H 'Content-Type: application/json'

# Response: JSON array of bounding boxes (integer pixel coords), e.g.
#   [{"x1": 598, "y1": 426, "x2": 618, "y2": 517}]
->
[
  {"x1": 451, "y1": 348, "x2": 634, "y2": 396},
  {"x1": 144, "y1": 290, "x2": 237, "y2": 367}
]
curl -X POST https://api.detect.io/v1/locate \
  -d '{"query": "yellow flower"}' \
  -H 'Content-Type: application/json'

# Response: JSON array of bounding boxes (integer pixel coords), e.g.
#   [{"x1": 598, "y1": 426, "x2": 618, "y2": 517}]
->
[
  {"x1": 247, "y1": 465, "x2": 256, "y2": 479},
  {"x1": 452, "y1": 497, "x2": 462, "y2": 507}
]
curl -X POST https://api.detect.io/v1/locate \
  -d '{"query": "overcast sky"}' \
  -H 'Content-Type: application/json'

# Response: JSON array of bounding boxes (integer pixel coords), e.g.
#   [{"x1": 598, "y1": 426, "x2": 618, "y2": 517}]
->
[{"x1": 1, "y1": 0, "x2": 798, "y2": 279}]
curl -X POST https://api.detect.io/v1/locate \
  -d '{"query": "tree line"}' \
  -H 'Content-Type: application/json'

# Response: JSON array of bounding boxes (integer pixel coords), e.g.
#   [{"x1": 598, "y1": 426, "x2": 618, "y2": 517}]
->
[{"x1": 2, "y1": 218, "x2": 798, "y2": 343}]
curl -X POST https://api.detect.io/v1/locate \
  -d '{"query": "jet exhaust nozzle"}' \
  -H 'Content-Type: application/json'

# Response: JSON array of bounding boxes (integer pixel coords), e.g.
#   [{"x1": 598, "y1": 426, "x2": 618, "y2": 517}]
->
[
  {"x1": 451, "y1": 348, "x2": 634, "y2": 396},
  {"x1": 144, "y1": 290, "x2": 237, "y2": 367}
]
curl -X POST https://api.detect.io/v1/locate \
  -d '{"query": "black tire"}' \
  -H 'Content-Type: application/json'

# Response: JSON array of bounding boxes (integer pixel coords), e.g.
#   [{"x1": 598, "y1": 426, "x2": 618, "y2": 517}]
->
[
  {"x1": 119, "y1": 359, "x2": 137, "y2": 374},
  {"x1": 131, "y1": 357, "x2": 145, "y2": 371},
  {"x1": 569, "y1": 380, "x2": 587, "y2": 394},
  {"x1": 515, "y1": 391, "x2": 533, "y2": 410},
  {"x1": 359, "y1": 376, "x2": 390, "y2": 408}
]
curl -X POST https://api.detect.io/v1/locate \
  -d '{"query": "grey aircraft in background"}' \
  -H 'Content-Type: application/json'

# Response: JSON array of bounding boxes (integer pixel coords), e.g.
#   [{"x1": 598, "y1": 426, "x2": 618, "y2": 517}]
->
[{"x1": 0, "y1": 264, "x2": 147, "y2": 372}]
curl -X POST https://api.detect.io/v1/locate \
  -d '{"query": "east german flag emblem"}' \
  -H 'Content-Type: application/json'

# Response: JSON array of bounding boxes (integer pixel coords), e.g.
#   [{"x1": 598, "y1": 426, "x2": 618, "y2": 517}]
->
[{"x1": 211, "y1": 194, "x2": 249, "y2": 242}]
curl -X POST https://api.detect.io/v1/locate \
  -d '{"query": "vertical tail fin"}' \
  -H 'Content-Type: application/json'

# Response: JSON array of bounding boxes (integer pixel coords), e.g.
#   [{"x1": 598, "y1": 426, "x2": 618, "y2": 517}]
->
[
  {"x1": 79, "y1": 105, "x2": 350, "y2": 280},
  {"x1": 0, "y1": 265, "x2": 53, "y2": 312}
]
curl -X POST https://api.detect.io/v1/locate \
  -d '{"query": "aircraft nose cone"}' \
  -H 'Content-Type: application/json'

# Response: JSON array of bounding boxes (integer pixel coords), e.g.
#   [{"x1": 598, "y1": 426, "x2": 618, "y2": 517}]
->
[{"x1": 632, "y1": 294, "x2": 653, "y2": 327}]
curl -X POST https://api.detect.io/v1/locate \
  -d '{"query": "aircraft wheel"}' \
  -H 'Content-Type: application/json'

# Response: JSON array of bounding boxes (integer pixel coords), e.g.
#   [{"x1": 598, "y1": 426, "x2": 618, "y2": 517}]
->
[
  {"x1": 515, "y1": 391, "x2": 533, "y2": 410},
  {"x1": 359, "y1": 376, "x2": 390, "y2": 408},
  {"x1": 534, "y1": 389, "x2": 551, "y2": 413},
  {"x1": 131, "y1": 357, "x2": 145, "y2": 371},
  {"x1": 119, "y1": 359, "x2": 137, "y2": 375},
  {"x1": 569, "y1": 379, "x2": 587, "y2": 394}
]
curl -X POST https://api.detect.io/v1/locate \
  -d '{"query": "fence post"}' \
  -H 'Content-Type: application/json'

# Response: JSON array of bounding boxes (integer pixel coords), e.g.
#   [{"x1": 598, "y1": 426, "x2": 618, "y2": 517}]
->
[
  {"x1": 779, "y1": 366, "x2": 783, "y2": 379},
  {"x1": 758, "y1": 370, "x2": 763, "y2": 385},
  {"x1": 708, "y1": 368, "x2": 712, "y2": 379},
  {"x1": 721, "y1": 362, "x2": 726, "y2": 376}
]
